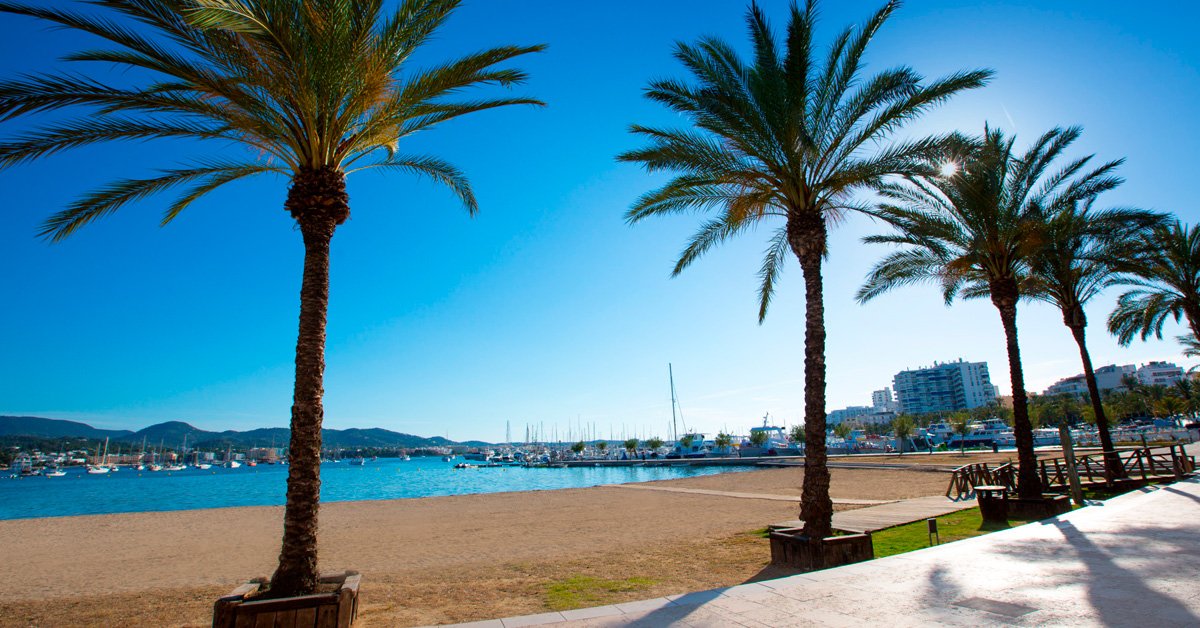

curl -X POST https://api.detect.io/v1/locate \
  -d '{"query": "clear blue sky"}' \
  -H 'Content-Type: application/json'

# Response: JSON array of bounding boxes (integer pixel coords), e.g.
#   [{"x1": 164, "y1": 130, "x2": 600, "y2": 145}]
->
[{"x1": 1, "y1": 1, "x2": 1196, "y2": 442}]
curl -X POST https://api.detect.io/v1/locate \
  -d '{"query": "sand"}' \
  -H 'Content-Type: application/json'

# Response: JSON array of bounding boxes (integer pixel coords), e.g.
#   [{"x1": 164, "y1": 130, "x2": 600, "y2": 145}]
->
[{"x1": 0, "y1": 465, "x2": 950, "y2": 627}]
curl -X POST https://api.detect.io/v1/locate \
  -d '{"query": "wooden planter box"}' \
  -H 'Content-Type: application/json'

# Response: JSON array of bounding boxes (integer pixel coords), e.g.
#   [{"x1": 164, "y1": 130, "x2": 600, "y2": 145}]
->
[
  {"x1": 1008, "y1": 494, "x2": 1072, "y2": 520},
  {"x1": 769, "y1": 528, "x2": 873, "y2": 571},
  {"x1": 213, "y1": 571, "x2": 361, "y2": 628}
]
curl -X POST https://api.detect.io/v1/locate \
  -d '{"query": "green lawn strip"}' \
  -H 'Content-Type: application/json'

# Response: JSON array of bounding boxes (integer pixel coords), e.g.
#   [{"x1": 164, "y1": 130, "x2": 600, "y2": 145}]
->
[
  {"x1": 870, "y1": 507, "x2": 1039, "y2": 558},
  {"x1": 543, "y1": 575, "x2": 659, "y2": 611}
]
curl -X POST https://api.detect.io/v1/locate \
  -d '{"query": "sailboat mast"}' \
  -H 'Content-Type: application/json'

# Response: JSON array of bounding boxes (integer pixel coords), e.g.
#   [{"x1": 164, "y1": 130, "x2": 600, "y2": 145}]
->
[{"x1": 669, "y1": 363, "x2": 678, "y2": 442}]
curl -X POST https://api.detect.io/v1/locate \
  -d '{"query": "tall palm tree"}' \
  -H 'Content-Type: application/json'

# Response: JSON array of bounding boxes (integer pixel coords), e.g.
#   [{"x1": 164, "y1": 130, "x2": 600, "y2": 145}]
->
[
  {"x1": 1025, "y1": 198, "x2": 1165, "y2": 479},
  {"x1": 0, "y1": 0, "x2": 542, "y2": 596},
  {"x1": 857, "y1": 125, "x2": 1123, "y2": 500},
  {"x1": 617, "y1": 0, "x2": 990, "y2": 540},
  {"x1": 1108, "y1": 221, "x2": 1200, "y2": 351}
]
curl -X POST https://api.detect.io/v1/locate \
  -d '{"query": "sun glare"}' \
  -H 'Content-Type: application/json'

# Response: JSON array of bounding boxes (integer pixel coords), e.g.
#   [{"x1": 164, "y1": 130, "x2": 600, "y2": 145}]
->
[{"x1": 938, "y1": 162, "x2": 959, "y2": 177}]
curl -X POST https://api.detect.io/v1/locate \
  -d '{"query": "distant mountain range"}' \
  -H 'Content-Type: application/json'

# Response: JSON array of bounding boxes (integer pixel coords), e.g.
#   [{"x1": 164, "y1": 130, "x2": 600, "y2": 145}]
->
[{"x1": 0, "y1": 416, "x2": 492, "y2": 449}]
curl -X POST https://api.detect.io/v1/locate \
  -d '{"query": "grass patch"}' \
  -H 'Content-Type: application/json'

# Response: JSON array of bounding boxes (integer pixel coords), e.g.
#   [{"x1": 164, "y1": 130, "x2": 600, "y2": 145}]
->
[
  {"x1": 871, "y1": 507, "x2": 1038, "y2": 558},
  {"x1": 543, "y1": 575, "x2": 659, "y2": 611}
]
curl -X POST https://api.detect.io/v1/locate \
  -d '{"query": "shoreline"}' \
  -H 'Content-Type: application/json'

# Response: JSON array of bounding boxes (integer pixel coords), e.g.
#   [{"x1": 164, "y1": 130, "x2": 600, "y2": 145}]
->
[{"x1": 0, "y1": 465, "x2": 950, "y2": 605}]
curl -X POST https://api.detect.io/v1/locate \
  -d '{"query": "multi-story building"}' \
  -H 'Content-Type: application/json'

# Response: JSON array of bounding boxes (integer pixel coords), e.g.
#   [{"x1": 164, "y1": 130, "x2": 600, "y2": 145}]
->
[
  {"x1": 871, "y1": 388, "x2": 900, "y2": 413},
  {"x1": 1044, "y1": 362, "x2": 1183, "y2": 396},
  {"x1": 1045, "y1": 364, "x2": 1136, "y2": 396},
  {"x1": 827, "y1": 405, "x2": 875, "y2": 425},
  {"x1": 892, "y1": 359, "x2": 997, "y2": 415},
  {"x1": 1136, "y1": 361, "x2": 1184, "y2": 387}
]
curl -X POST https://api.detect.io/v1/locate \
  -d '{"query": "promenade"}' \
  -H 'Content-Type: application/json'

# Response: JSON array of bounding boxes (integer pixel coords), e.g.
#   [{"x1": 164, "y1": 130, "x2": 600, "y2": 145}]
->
[{"x1": 431, "y1": 477, "x2": 1200, "y2": 628}]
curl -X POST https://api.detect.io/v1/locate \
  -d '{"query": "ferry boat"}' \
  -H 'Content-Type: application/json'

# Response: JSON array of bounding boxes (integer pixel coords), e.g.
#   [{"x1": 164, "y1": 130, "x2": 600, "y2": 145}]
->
[
  {"x1": 947, "y1": 419, "x2": 1012, "y2": 448},
  {"x1": 994, "y1": 428, "x2": 1061, "y2": 448},
  {"x1": 746, "y1": 414, "x2": 802, "y2": 455},
  {"x1": 667, "y1": 433, "x2": 709, "y2": 459}
]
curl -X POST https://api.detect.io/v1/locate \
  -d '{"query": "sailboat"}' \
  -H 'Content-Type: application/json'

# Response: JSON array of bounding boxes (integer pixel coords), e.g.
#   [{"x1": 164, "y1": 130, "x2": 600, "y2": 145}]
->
[
  {"x1": 665, "y1": 364, "x2": 708, "y2": 459},
  {"x1": 164, "y1": 435, "x2": 188, "y2": 471},
  {"x1": 87, "y1": 438, "x2": 111, "y2": 474}
]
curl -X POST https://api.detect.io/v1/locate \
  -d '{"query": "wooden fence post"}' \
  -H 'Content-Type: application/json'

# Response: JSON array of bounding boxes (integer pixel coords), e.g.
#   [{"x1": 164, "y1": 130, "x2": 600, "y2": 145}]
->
[{"x1": 1059, "y1": 424, "x2": 1086, "y2": 507}]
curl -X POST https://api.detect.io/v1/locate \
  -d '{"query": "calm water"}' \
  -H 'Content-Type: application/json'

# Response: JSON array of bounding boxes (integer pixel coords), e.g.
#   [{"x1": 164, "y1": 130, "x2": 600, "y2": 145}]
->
[{"x1": 0, "y1": 457, "x2": 753, "y2": 520}]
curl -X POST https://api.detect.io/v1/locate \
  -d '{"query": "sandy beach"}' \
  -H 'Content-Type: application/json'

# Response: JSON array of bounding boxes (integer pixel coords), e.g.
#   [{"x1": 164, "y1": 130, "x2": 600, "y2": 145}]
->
[{"x1": 0, "y1": 465, "x2": 951, "y2": 627}]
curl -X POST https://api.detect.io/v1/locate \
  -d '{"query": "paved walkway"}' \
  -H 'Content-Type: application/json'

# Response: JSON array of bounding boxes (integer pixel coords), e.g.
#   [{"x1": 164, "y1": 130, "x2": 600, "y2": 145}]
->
[
  {"x1": 426, "y1": 478, "x2": 1200, "y2": 628},
  {"x1": 771, "y1": 495, "x2": 978, "y2": 534},
  {"x1": 605, "y1": 484, "x2": 892, "y2": 506}
]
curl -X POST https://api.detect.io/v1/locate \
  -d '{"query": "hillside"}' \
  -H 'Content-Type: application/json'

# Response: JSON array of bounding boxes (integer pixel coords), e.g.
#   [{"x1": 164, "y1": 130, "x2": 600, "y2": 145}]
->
[
  {"x1": 0, "y1": 416, "x2": 492, "y2": 449},
  {"x1": 0, "y1": 416, "x2": 133, "y2": 440}
]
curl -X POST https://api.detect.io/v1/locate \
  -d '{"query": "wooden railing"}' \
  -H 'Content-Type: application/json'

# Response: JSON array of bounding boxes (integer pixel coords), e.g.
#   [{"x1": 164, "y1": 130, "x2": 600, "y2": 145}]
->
[
  {"x1": 946, "y1": 462, "x2": 1015, "y2": 500},
  {"x1": 1038, "y1": 444, "x2": 1194, "y2": 489},
  {"x1": 946, "y1": 445, "x2": 1194, "y2": 499}
]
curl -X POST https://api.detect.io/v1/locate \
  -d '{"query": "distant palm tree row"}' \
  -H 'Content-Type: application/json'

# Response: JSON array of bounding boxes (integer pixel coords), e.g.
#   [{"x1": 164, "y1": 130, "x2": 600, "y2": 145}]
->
[{"x1": 3, "y1": 0, "x2": 1199, "y2": 589}]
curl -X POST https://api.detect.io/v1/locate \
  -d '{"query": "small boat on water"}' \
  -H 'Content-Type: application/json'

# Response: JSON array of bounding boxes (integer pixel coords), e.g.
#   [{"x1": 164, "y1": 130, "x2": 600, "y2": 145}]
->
[
  {"x1": 195, "y1": 463, "x2": 211, "y2": 470},
  {"x1": 349, "y1": 457, "x2": 365, "y2": 466},
  {"x1": 44, "y1": 469, "x2": 66, "y2": 477},
  {"x1": 453, "y1": 462, "x2": 478, "y2": 469}
]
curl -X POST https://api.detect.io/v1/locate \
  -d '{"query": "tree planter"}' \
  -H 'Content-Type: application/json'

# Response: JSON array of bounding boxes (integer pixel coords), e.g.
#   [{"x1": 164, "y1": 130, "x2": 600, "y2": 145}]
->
[
  {"x1": 213, "y1": 571, "x2": 361, "y2": 628},
  {"x1": 769, "y1": 529, "x2": 873, "y2": 571},
  {"x1": 1007, "y1": 494, "x2": 1072, "y2": 520}
]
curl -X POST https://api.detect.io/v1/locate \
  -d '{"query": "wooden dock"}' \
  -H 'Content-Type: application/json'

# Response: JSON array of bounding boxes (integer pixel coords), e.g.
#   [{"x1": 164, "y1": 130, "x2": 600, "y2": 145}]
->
[{"x1": 770, "y1": 495, "x2": 977, "y2": 533}]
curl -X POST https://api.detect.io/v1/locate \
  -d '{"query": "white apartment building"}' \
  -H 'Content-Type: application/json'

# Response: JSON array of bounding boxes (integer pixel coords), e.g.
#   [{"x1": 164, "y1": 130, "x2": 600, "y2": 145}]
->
[
  {"x1": 1136, "y1": 361, "x2": 1184, "y2": 387},
  {"x1": 893, "y1": 359, "x2": 998, "y2": 415},
  {"x1": 828, "y1": 405, "x2": 874, "y2": 425},
  {"x1": 1045, "y1": 364, "x2": 1136, "y2": 396},
  {"x1": 1044, "y1": 362, "x2": 1183, "y2": 396},
  {"x1": 871, "y1": 388, "x2": 900, "y2": 413}
]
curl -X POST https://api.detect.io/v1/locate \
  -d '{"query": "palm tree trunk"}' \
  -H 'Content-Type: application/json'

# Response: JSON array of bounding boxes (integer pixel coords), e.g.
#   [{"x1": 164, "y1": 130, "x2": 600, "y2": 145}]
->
[
  {"x1": 990, "y1": 281, "x2": 1042, "y2": 500},
  {"x1": 790, "y1": 213, "x2": 832, "y2": 541},
  {"x1": 1063, "y1": 306, "x2": 1125, "y2": 480},
  {"x1": 271, "y1": 166, "x2": 350, "y2": 598}
]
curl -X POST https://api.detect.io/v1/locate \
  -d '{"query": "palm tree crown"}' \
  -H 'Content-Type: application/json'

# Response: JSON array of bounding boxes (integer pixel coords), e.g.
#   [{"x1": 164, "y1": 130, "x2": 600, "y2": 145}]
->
[
  {"x1": 618, "y1": 0, "x2": 990, "y2": 542},
  {"x1": 1024, "y1": 197, "x2": 1165, "y2": 479},
  {"x1": 1107, "y1": 220, "x2": 1200, "y2": 349},
  {"x1": 0, "y1": 0, "x2": 543, "y2": 237},
  {"x1": 857, "y1": 125, "x2": 1123, "y2": 499},
  {"x1": 0, "y1": 0, "x2": 543, "y2": 597}
]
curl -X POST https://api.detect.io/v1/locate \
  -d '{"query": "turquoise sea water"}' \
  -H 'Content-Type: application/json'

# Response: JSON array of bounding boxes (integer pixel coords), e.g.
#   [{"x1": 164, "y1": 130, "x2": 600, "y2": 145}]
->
[{"x1": 0, "y1": 457, "x2": 754, "y2": 520}]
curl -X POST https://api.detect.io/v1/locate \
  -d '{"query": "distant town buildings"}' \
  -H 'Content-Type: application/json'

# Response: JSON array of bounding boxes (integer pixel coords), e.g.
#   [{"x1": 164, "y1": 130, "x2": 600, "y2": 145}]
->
[
  {"x1": 1137, "y1": 361, "x2": 1185, "y2": 387},
  {"x1": 828, "y1": 387, "x2": 900, "y2": 425},
  {"x1": 1043, "y1": 361, "x2": 1184, "y2": 396},
  {"x1": 872, "y1": 388, "x2": 900, "y2": 413},
  {"x1": 892, "y1": 359, "x2": 998, "y2": 415}
]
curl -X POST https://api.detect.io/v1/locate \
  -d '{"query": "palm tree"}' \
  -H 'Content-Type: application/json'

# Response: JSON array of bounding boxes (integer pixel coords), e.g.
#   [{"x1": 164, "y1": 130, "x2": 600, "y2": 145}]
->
[
  {"x1": 714, "y1": 432, "x2": 733, "y2": 454},
  {"x1": 857, "y1": 125, "x2": 1123, "y2": 500},
  {"x1": 623, "y1": 438, "x2": 639, "y2": 458},
  {"x1": 892, "y1": 415, "x2": 914, "y2": 454},
  {"x1": 1026, "y1": 198, "x2": 1164, "y2": 478},
  {"x1": 1108, "y1": 221, "x2": 1200, "y2": 351},
  {"x1": 617, "y1": 0, "x2": 990, "y2": 541},
  {"x1": 949, "y1": 411, "x2": 972, "y2": 455},
  {"x1": 0, "y1": 0, "x2": 542, "y2": 596},
  {"x1": 1153, "y1": 396, "x2": 1187, "y2": 420}
]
